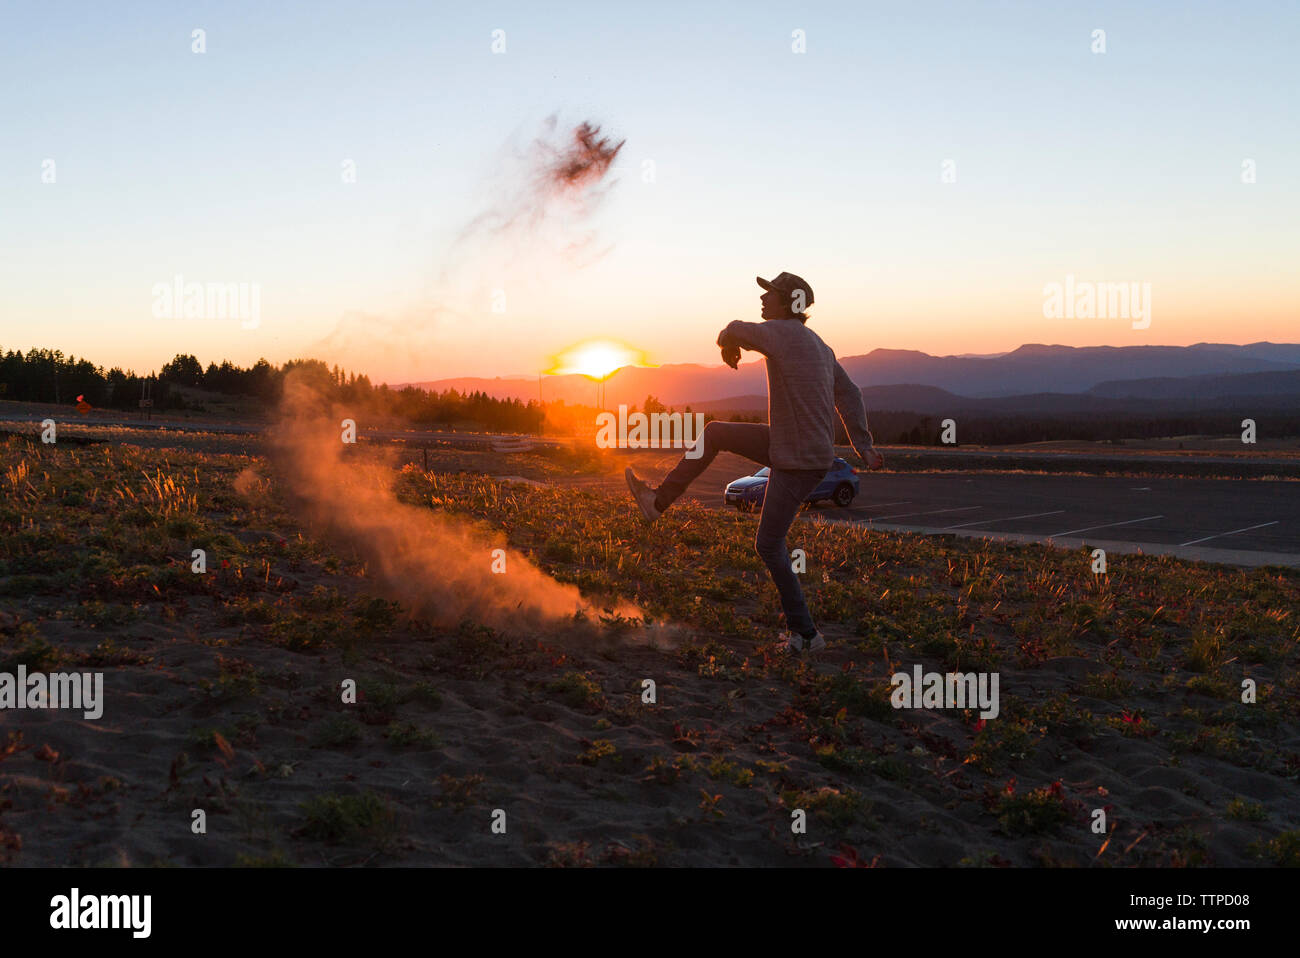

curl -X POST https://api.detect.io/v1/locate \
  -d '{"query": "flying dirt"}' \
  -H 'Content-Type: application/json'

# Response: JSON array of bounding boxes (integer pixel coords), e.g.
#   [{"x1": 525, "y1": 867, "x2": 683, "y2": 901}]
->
[
  {"x1": 266, "y1": 116, "x2": 659, "y2": 638},
  {"x1": 312, "y1": 116, "x2": 626, "y2": 379},
  {"x1": 257, "y1": 370, "x2": 647, "y2": 636}
]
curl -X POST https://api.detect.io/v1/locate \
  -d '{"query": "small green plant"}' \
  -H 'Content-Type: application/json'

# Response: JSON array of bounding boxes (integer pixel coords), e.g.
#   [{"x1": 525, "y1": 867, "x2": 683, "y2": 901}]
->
[
  {"x1": 993, "y1": 783, "x2": 1069, "y2": 835},
  {"x1": 73, "y1": 600, "x2": 138, "y2": 628},
  {"x1": 1226, "y1": 797, "x2": 1266, "y2": 822},
  {"x1": 781, "y1": 786, "x2": 871, "y2": 828},
  {"x1": 698, "y1": 790, "x2": 725, "y2": 819},
  {"x1": 706, "y1": 756, "x2": 754, "y2": 787},
  {"x1": 270, "y1": 616, "x2": 332, "y2": 652},
  {"x1": 0, "y1": 634, "x2": 63, "y2": 671},
  {"x1": 1080, "y1": 670, "x2": 1132, "y2": 700},
  {"x1": 1184, "y1": 630, "x2": 1225, "y2": 674},
  {"x1": 967, "y1": 718, "x2": 1036, "y2": 772},
  {"x1": 547, "y1": 671, "x2": 605, "y2": 712},
  {"x1": 643, "y1": 755, "x2": 680, "y2": 785},
  {"x1": 202, "y1": 656, "x2": 261, "y2": 700},
  {"x1": 821, "y1": 671, "x2": 895, "y2": 721},
  {"x1": 434, "y1": 773, "x2": 485, "y2": 810},
  {"x1": 1250, "y1": 830, "x2": 1300, "y2": 866},
  {"x1": 297, "y1": 791, "x2": 396, "y2": 843},
  {"x1": 311, "y1": 715, "x2": 363, "y2": 748},
  {"x1": 82, "y1": 638, "x2": 153, "y2": 667},
  {"x1": 1186, "y1": 674, "x2": 1235, "y2": 700},
  {"x1": 1170, "y1": 724, "x2": 1245, "y2": 758},
  {"x1": 578, "y1": 739, "x2": 618, "y2": 766},
  {"x1": 384, "y1": 722, "x2": 441, "y2": 749}
]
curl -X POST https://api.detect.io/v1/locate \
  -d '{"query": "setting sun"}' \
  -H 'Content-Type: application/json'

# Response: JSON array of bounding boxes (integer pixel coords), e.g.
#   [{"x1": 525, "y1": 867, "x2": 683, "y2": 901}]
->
[{"x1": 545, "y1": 339, "x2": 651, "y2": 381}]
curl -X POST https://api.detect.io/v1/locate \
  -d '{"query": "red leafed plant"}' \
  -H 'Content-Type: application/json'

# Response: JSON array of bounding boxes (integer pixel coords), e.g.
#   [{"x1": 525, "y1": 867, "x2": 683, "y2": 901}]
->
[{"x1": 830, "y1": 843, "x2": 880, "y2": 868}]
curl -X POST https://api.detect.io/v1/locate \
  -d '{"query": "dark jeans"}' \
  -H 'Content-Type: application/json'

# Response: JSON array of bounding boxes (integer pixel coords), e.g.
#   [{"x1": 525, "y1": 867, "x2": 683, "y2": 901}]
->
[{"x1": 654, "y1": 421, "x2": 825, "y2": 636}]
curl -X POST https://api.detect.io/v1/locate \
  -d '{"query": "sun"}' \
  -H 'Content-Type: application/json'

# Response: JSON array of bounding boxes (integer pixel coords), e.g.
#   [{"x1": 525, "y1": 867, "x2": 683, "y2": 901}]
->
[{"x1": 546, "y1": 340, "x2": 650, "y2": 380}]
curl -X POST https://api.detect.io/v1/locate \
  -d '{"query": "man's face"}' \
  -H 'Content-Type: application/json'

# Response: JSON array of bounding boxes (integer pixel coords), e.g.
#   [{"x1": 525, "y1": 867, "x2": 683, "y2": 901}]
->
[{"x1": 759, "y1": 288, "x2": 788, "y2": 320}]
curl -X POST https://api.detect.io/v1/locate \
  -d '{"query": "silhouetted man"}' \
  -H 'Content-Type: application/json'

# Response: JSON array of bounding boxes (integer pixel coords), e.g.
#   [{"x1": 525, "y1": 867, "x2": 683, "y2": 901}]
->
[{"x1": 626, "y1": 272, "x2": 883, "y2": 652}]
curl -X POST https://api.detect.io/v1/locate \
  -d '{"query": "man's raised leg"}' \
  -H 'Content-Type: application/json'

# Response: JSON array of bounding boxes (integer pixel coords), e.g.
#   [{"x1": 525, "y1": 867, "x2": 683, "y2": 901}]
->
[
  {"x1": 653, "y1": 421, "x2": 770, "y2": 512},
  {"x1": 625, "y1": 421, "x2": 770, "y2": 521}
]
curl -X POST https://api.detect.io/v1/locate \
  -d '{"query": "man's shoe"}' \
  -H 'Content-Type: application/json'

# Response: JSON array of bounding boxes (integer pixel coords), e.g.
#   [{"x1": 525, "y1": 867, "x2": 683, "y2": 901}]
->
[
  {"x1": 625, "y1": 467, "x2": 661, "y2": 522},
  {"x1": 782, "y1": 630, "x2": 826, "y2": 653}
]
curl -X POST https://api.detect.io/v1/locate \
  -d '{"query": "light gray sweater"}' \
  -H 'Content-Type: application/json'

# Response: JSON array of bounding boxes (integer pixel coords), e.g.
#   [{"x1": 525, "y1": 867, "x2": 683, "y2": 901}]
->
[{"x1": 717, "y1": 318, "x2": 875, "y2": 471}]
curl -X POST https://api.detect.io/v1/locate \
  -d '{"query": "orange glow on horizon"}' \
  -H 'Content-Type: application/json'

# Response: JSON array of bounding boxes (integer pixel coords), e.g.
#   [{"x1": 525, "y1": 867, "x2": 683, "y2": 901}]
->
[{"x1": 545, "y1": 339, "x2": 654, "y2": 380}]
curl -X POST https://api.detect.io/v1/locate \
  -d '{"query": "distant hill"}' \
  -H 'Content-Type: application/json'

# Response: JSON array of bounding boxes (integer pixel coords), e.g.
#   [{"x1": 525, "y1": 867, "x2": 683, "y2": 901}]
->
[
  {"x1": 1187, "y1": 342, "x2": 1300, "y2": 365},
  {"x1": 1087, "y1": 369, "x2": 1300, "y2": 400},
  {"x1": 836, "y1": 343, "x2": 1299, "y2": 398},
  {"x1": 396, "y1": 341, "x2": 1300, "y2": 408},
  {"x1": 691, "y1": 385, "x2": 975, "y2": 416}
]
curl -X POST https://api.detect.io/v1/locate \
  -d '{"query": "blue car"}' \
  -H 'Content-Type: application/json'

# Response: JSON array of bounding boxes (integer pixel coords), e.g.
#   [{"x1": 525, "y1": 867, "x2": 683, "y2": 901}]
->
[{"x1": 724, "y1": 458, "x2": 859, "y2": 510}]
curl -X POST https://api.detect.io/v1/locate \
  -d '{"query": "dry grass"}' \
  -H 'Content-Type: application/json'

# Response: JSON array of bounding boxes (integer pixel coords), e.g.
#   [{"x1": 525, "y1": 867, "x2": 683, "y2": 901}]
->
[{"x1": 1, "y1": 433, "x2": 1297, "y2": 867}]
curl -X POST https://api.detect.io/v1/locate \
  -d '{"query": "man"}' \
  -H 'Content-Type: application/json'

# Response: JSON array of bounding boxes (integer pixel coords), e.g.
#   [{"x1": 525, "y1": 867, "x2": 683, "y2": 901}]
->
[{"x1": 625, "y1": 272, "x2": 884, "y2": 652}]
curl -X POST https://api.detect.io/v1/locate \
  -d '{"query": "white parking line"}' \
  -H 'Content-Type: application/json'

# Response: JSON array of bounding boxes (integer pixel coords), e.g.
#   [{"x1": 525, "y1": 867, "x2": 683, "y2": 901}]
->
[
  {"x1": 942, "y1": 510, "x2": 1065, "y2": 530},
  {"x1": 1180, "y1": 521, "x2": 1279, "y2": 547},
  {"x1": 860, "y1": 501, "x2": 911, "y2": 509},
  {"x1": 1050, "y1": 515, "x2": 1164, "y2": 537},
  {"x1": 870, "y1": 506, "x2": 982, "y2": 522}
]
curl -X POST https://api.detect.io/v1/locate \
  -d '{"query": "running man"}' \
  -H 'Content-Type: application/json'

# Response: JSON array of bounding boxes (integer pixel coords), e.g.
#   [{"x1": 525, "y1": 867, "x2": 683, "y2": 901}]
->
[{"x1": 625, "y1": 271, "x2": 884, "y2": 652}]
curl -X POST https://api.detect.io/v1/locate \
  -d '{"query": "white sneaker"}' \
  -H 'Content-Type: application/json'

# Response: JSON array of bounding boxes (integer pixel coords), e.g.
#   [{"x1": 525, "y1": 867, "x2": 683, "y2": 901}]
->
[
  {"x1": 782, "y1": 630, "x2": 826, "y2": 653},
  {"x1": 625, "y1": 467, "x2": 661, "y2": 522}
]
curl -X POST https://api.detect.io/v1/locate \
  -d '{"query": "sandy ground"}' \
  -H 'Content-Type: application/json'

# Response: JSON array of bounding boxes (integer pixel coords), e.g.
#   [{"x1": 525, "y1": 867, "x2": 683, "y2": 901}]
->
[
  {"x1": 8, "y1": 594, "x2": 1296, "y2": 868},
  {"x1": 1, "y1": 435, "x2": 1297, "y2": 867}
]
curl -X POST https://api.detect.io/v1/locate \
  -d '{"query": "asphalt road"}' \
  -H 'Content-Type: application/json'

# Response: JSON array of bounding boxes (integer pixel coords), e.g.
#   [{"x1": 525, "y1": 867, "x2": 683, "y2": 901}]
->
[
  {"x1": 6, "y1": 414, "x2": 1295, "y2": 566},
  {"x1": 617, "y1": 452, "x2": 1299, "y2": 567},
  {"x1": 4, "y1": 414, "x2": 1297, "y2": 468}
]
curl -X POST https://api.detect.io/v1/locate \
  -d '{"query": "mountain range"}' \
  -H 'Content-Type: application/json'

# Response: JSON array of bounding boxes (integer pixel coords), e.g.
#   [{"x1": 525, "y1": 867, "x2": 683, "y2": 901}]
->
[{"x1": 396, "y1": 342, "x2": 1300, "y2": 412}]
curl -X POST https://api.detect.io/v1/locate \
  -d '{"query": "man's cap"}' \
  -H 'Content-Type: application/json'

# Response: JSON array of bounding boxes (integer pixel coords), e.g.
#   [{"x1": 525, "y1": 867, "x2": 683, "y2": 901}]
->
[{"x1": 757, "y1": 272, "x2": 814, "y2": 309}]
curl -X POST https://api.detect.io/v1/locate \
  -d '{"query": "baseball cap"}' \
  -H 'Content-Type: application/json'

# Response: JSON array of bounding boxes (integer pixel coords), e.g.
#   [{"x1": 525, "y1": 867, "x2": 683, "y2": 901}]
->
[{"x1": 756, "y1": 272, "x2": 814, "y2": 310}]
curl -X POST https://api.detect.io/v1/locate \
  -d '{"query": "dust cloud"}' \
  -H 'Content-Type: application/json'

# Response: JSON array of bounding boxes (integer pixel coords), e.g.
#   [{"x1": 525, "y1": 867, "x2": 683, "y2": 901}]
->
[{"x1": 262, "y1": 371, "x2": 645, "y2": 636}]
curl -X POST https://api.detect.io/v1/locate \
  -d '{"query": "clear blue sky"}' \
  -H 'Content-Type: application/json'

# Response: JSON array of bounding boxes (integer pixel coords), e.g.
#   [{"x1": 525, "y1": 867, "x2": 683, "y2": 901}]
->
[{"x1": 2, "y1": 0, "x2": 1297, "y2": 382}]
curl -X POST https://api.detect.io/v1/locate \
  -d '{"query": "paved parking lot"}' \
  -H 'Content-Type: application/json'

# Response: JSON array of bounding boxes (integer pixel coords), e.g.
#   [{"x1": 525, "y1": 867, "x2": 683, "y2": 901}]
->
[
  {"x1": 10, "y1": 411, "x2": 1294, "y2": 567},
  {"x1": 621, "y1": 452, "x2": 1298, "y2": 567}
]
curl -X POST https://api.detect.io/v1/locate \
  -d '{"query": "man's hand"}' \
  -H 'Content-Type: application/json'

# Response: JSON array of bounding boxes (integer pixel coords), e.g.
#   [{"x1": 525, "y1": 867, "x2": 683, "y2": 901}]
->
[
  {"x1": 721, "y1": 344, "x2": 741, "y2": 369},
  {"x1": 862, "y1": 448, "x2": 885, "y2": 471}
]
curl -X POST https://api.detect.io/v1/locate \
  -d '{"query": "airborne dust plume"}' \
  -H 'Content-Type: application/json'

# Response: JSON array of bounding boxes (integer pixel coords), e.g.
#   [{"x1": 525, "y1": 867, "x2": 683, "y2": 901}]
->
[
  {"x1": 263, "y1": 118, "x2": 648, "y2": 636},
  {"x1": 313, "y1": 116, "x2": 626, "y2": 375}
]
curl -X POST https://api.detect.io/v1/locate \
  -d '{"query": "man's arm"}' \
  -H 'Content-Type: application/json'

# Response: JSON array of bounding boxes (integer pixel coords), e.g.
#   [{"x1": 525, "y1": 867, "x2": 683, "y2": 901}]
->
[
  {"x1": 717, "y1": 320, "x2": 773, "y2": 356},
  {"x1": 833, "y1": 359, "x2": 882, "y2": 466}
]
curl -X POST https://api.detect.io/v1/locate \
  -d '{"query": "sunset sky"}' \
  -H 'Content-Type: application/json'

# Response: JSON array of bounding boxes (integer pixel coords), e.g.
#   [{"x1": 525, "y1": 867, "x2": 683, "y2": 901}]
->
[{"x1": 3, "y1": 0, "x2": 1297, "y2": 384}]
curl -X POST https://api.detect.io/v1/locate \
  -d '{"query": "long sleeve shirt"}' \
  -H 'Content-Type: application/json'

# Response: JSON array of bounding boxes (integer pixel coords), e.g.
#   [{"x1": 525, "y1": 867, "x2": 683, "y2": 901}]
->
[{"x1": 717, "y1": 318, "x2": 875, "y2": 470}]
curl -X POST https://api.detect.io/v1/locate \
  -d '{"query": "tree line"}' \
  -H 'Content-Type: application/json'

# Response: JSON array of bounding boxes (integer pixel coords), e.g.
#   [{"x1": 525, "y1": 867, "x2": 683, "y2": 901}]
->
[
  {"x1": 0, "y1": 348, "x2": 635, "y2": 434},
  {"x1": 7, "y1": 347, "x2": 1289, "y2": 443}
]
